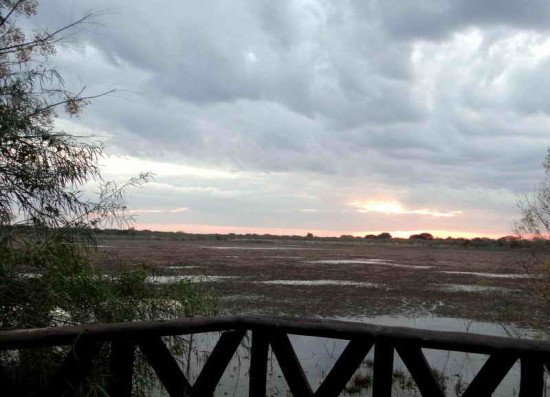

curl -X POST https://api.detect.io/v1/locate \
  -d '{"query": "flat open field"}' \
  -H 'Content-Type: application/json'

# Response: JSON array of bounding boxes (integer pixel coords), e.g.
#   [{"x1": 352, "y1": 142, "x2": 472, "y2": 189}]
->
[{"x1": 95, "y1": 237, "x2": 549, "y2": 329}]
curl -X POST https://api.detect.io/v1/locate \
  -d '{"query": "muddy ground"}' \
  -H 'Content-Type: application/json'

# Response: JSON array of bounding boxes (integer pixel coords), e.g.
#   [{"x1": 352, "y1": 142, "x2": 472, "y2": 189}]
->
[{"x1": 95, "y1": 238, "x2": 550, "y2": 329}]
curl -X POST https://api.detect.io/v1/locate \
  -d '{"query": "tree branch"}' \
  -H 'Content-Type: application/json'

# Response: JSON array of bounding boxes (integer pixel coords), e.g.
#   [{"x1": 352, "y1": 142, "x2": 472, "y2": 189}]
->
[
  {"x1": 0, "y1": 0, "x2": 25, "y2": 30},
  {"x1": 0, "y1": 12, "x2": 93, "y2": 55}
]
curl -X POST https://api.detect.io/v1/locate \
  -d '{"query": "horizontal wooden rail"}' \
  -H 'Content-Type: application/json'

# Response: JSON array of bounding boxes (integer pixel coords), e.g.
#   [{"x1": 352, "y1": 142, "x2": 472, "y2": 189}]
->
[
  {"x1": 1, "y1": 315, "x2": 549, "y2": 396},
  {"x1": 1, "y1": 315, "x2": 550, "y2": 356}
]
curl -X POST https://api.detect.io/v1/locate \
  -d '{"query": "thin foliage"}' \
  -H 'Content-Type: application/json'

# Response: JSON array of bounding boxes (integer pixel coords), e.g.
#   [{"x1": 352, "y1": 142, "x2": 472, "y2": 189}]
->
[
  {"x1": 0, "y1": 2, "x2": 217, "y2": 395},
  {"x1": 515, "y1": 148, "x2": 550, "y2": 313}
]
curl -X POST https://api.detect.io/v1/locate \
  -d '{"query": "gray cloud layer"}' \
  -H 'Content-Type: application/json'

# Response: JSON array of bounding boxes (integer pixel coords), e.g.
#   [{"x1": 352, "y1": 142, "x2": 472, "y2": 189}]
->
[{"x1": 31, "y1": 0, "x2": 550, "y2": 235}]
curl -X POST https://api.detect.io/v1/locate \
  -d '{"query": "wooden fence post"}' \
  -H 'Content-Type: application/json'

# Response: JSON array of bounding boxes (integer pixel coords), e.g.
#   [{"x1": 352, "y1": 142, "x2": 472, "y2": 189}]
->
[
  {"x1": 108, "y1": 341, "x2": 135, "y2": 397},
  {"x1": 250, "y1": 331, "x2": 269, "y2": 397},
  {"x1": 373, "y1": 341, "x2": 394, "y2": 397}
]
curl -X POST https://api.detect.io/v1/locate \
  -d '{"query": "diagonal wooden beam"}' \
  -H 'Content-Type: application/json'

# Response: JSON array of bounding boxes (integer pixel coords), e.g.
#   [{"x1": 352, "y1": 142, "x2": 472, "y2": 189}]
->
[
  {"x1": 108, "y1": 341, "x2": 135, "y2": 397},
  {"x1": 249, "y1": 331, "x2": 269, "y2": 397},
  {"x1": 373, "y1": 341, "x2": 394, "y2": 397},
  {"x1": 0, "y1": 363, "x2": 16, "y2": 396},
  {"x1": 139, "y1": 336, "x2": 192, "y2": 397},
  {"x1": 315, "y1": 338, "x2": 373, "y2": 397},
  {"x1": 461, "y1": 353, "x2": 517, "y2": 397},
  {"x1": 191, "y1": 330, "x2": 246, "y2": 397},
  {"x1": 395, "y1": 345, "x2": 445, "y2": 397},
  {"x1": 43, "y1": 338, "x2": 103, "y2": 396},
  {"x1": 269, "y1": 332, "x2": 313, "y2": 397},
  {"x1": 519, "y1": 356, "x2": 544, "y2": 397}
]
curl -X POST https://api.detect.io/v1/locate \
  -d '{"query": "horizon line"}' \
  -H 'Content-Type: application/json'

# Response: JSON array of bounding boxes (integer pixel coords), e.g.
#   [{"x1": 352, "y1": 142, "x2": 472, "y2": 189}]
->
[{"x1": 132, "y1": 223, "x2": 511, "y2": 240}]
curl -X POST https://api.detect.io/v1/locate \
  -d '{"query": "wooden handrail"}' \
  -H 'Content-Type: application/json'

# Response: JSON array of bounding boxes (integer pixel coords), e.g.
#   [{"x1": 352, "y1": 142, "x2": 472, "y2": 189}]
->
[
  {"x1": 1, "y1": 315, "x2": 549, "y2": 356},
  {"x1": 1, "y1": 315, "x2": 549, "y2": 396}
]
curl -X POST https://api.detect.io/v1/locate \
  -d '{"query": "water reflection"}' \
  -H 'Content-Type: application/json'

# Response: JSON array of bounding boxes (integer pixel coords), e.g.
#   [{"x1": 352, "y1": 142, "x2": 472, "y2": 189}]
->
[
  {"x1": 436, "y1": 284, "x2": 516, "y2": 293},
  {"x1": 440, "y1": 271, "x2": 540, "y2": 279},
  {"x1": 306, "y1": 259, "x2": 432, "y2": 269},
  {"x1": 259, "y1": 280, "x2": 379, "y2": 287},
  {"x1": 198, "y1": 246, "x2": 323, "y2": 250},
  {"x1": 146, "y1": 275, "x2": 240, "y2": 283}
]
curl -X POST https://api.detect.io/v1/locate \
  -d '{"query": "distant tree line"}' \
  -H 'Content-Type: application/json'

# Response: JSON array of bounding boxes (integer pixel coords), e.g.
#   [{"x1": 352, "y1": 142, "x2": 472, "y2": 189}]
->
[{"x1": 95, "y1": 228, "x2": 526, "y2": 249}]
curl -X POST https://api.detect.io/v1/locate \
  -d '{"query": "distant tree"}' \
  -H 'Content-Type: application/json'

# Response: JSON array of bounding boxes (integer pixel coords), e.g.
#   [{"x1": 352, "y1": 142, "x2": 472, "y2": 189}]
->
[
  {"x1": 376, "y1": 232, "x2": 392, "y2": 240},
  {"x1": 364, "y1": 234, "x2": 377, "y2": 239},
  {"x1": 306, "y1": 232, "x2": 314, "y2": 238},
  {"x1": 497, "y1": 236, "x2": 520, "y2": 248},
  {"x1": 410, "y1": 233, "x2": 434, "y2": 240}
]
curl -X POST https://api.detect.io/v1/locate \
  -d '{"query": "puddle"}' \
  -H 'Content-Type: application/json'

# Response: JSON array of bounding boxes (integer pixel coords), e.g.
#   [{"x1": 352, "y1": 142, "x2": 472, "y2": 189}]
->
[
  {"x1": 21, "y1": 273, "x2": 40, "y2": 279},
  {"x1": 199, "y1": 246, "x2": 322, "y2": 250},
  {"x1": 263, "y1": 256, "x2": 303, "y2": 259},
  {"x1": 146, "y1": 275, "x2": 240, "y2": 284},
  {"x1": 164, "y1": 265, "x2": 200, "y2": 270},
  {"x1": 175, "y1": 314, "x2": 546, "y2": 397},
  {"x1": 309, "y1": 258, "x2": 397, "y2": 263},
  {"x1": 441, "y1": 271, "x2": 540, "y2": 279},
  {"x1": 436, "y1": 284, "x2": 516, "y2": 293},
  {"x1": 259, "y1": 280, "x2": 379, "y2": 287},
  {"x1": 306, "y1": 259, "x2": 432, "y2": 269},
  {"x1": 219, "y1": 294, "x2": 265, "y2": 301}
]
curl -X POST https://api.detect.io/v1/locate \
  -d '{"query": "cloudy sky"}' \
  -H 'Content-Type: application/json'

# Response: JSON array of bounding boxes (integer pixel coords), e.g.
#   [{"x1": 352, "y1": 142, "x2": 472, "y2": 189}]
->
[{"x1": 31, "y1": 0, "x2": 550, "y2": 238}]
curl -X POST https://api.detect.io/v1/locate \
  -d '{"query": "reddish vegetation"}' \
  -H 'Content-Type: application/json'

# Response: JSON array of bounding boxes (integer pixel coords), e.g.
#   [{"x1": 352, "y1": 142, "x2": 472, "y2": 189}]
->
[{"x1": 95, "y1": 237, "x2": 548, "y2": 328}]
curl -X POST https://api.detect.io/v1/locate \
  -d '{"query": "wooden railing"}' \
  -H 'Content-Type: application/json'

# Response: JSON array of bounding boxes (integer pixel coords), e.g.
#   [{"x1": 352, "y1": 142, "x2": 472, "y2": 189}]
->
[{"x1": 0, "y1": 315, "x2": 549, "y2": 396}]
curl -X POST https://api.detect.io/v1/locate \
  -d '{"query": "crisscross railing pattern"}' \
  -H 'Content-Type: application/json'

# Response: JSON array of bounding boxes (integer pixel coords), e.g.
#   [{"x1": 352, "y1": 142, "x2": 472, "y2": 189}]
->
[{"x1": 0, "y1": 315, "x2": 549, "y2": 396}]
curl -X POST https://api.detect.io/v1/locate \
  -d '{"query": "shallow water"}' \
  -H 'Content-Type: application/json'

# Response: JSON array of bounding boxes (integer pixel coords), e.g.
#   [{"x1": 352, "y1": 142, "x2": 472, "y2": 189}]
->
[
  {"x1": 307, "y1": 259, "x2": 432, "y2": 269},
  {"x1": 263, "y1": 256, "x2": 303, "y2": 259},
  {"x1": 436, "y1": 283, "x2": 516, "y2": 293},
  {"x1": 165, "y1": 265, "x2": 201, "y2": 270},
  {"x1": 198, "y1": 246, "x2": 323, "y2": 250},
  {"x1": 146, "y1": 275, "x2": 240, "y2": 283},
  {"x1": 219, "y1": 294, "x2": 265, "y2": 301},
  {"x1": 259, "y1": 280, "x2": 379, "y2": 287},
  {"x1": 440, "y1": 271, "x2": 539, "y2": 279},
  {"x1": 21, "y1": 273, "x2": 40, "y2": 279},
  {"x1": 160, "y1": 314, "x2": 546, "y2": 397}
]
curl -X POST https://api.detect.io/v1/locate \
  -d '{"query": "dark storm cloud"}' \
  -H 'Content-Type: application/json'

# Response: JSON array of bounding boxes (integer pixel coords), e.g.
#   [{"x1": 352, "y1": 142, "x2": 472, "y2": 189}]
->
[{"x1": 370, "y1": 0, "x2": 550, "y2": 40}]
